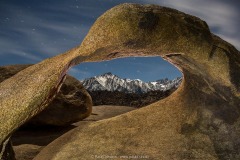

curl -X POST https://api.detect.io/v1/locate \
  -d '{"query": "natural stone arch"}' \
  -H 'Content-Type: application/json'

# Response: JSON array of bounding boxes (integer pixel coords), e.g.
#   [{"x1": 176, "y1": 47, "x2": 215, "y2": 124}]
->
[{"x1": 0, "y1": 3, "x2": 240, "y2": 159}]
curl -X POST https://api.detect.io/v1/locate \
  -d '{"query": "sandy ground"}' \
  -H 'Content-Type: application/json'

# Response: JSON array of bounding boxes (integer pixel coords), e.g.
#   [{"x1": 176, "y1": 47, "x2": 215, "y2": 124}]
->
[{"x1": 12, "y1": 105, "x2": 136, "y2": 160}]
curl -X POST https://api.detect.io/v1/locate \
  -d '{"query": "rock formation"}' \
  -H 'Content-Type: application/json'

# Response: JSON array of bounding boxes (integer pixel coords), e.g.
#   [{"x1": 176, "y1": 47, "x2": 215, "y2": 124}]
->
[
  {"x1": 0, "y1": 64, "x2": 92, "y2": 126},
  {"x1": 28, "y1": 75, "x2": 92, "y2": 126},
  {"x1": 1, "y1": 3, "x2": 240, "y2": 160}
]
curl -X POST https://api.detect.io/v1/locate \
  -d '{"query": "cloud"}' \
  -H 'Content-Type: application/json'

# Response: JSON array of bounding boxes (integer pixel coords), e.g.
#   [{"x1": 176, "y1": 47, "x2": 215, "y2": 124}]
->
[
  {"x1": 0, "y1": 1, "x2": 96, "y2": 62},
  {"x1": 11, "y1": 50, "x2": 42, "y2": 62},
  {"x1": 0, "y1": 38, "x2": 42, "y2": 62},
  {"x1": 68, "y1": 67, "x2": 92, "y2": 80}
]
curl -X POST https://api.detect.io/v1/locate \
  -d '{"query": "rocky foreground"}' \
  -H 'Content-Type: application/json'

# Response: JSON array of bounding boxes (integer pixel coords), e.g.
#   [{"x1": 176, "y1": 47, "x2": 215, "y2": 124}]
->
[
  {"x1": 12, "y1": 105, "x2": 135, "y2": 160},
  {"x1": 1, "y1": 3, "x2": 240, "y2": 160}
]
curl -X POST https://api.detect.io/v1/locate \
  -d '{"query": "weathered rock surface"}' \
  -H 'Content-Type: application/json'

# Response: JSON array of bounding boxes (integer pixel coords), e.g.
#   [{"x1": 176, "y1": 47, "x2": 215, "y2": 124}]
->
[
  {"x1": 1, "y1": 3, "x2": 240, "y2": 160},
  {"x1": 29, "y1": 74, "x2": 92, "y2": 126},
  {"x1": 0, "y1": 64, "x2": 92, "y2": 126},
  {"x1": 0, "y1": 64, "x2": 31, "y2": 83}
]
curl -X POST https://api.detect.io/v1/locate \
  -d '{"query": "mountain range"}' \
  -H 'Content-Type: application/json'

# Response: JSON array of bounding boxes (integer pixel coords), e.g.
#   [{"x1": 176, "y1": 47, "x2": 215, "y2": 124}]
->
[{"x1": 81, "y1": 72, "x2": 182, "y2": 94}]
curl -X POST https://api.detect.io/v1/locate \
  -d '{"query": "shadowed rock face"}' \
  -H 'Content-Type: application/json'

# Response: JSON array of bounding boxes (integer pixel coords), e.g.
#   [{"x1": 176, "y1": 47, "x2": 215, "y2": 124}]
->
[
  {"x1": 0, "y1": 138, "x2": 15, "y2": 160},
  {"x1": 0, "y1": 64, "x2": 92, "y2": 126},
  {"x1": 0, "y1": 3, "x2": 240, "y2": 160},
  {"x1": 28, "y1": 75, "x2": 92, "y2": 126}
]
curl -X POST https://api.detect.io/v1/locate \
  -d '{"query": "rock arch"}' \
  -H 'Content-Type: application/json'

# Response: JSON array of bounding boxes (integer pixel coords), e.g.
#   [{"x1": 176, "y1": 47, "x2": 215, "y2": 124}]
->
[{"x1": 0, "y1": 3, "x2": 240, "y2": 159}]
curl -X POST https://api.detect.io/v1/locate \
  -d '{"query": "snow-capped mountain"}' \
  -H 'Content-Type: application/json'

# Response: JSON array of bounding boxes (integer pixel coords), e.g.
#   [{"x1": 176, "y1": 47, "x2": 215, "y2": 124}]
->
[{"x1": 81, "y1": 72, "x2": 182, "y2": 94}]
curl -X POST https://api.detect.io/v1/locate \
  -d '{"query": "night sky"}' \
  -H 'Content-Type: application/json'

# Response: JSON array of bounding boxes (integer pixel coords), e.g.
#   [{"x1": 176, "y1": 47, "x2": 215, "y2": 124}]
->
[{"x1": 0, "y1": 0, "x2": 239, "y2": 81}]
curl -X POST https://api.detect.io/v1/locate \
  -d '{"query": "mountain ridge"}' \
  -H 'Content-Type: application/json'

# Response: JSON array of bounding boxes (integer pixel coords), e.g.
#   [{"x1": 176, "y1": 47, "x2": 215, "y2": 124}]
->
[{"x1": 81, "y1": 72, "x2": 182, "y2": 94}]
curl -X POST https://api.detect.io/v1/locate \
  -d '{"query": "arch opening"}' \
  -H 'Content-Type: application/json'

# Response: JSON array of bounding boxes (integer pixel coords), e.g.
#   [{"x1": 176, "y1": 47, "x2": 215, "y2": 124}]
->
[{"x1": 69, "y1": 56, "x2": 183, "y2": 108}]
